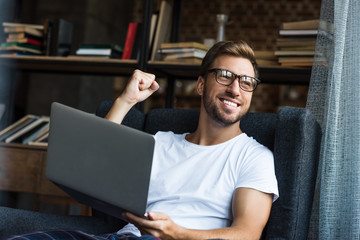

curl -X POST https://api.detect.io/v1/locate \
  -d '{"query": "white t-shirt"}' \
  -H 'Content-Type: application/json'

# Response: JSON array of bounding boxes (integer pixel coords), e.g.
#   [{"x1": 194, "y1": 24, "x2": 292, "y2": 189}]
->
[{"x1": 118, "y1": 131, "x2": 278, "y2": 236}]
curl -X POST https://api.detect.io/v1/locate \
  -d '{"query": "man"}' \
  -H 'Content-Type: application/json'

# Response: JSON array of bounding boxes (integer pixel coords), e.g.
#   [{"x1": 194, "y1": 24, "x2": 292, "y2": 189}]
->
[
  {"x1": 105, "y1": 40, "x2": 278, "y2": 239},
  {"x1": 2, "y1": 41, "x2": 278, "y2": 240}
]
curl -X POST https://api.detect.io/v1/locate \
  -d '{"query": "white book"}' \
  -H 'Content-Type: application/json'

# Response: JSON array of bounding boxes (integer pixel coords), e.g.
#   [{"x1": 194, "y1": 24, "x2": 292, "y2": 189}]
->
[
  {"x1": 2, "y1": 22, "x2": 44, "y2": 30},
  {"x1": 5, "y1": 116, "x2": 49, "y2": 143},
  {"x1": 279, "y1": 29, "x2": 318, "y2": 36},
  {"x1": 163, "y1": 50, "x2": 207, "y2": 60},
  {"x1": 76, "y1": 48, "x2": 112, "y2": 56}
]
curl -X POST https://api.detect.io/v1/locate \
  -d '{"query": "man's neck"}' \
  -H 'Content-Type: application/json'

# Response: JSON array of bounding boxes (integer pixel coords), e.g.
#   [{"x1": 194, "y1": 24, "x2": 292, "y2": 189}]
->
[{"x1": 185, "y1": 116, "x2": 243, "y2": 146}]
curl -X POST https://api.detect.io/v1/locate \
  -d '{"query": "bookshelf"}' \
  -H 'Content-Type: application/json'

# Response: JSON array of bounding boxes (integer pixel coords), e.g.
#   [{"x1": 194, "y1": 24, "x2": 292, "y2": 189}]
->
[
  {"x1": 0, "y1": 55, "x2": 138, "y2": 75},
  {"x1": 0, "y1": 0, "x2": 313, "y2": 109}
]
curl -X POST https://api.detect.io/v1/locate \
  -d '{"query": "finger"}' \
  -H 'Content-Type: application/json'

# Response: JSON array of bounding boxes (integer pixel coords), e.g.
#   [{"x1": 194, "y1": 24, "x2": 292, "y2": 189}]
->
[
  {"x1": 150, "y1": 79, "x2": 160, "y2": 91},
  {"x1": 138, "y1": 77, "x2": 157, "y2": 91},
  {"x1": 147, "y1": 211, "x2": 168, "y2": 221},
  {"x1": 125, "y1": 212, "x2": 154, "y2": 228},
  {"x1": 133, "y1": 70, "x2": 156, "y2": 90}
]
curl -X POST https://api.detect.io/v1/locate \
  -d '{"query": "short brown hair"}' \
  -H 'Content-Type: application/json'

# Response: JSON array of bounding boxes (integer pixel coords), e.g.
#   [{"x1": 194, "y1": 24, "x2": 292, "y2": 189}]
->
[{"x1": 199, "y1": 41, "x2": 259, "y2": 79}]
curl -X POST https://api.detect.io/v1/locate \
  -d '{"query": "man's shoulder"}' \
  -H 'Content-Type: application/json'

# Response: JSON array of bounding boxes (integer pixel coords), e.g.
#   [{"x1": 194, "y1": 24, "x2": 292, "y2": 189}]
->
[
  {"x1": 236, "y1": 133, "x2": 273, "y2": 156},
  {"x1": 154, "y1": 131, "x2": 186, "y2": 141}
]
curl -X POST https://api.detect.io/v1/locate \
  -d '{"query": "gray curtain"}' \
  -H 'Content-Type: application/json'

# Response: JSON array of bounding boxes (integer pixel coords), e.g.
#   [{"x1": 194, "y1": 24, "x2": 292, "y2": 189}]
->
[{"x1": 306, "y1": 0, "x2": 360, "y2": 238}]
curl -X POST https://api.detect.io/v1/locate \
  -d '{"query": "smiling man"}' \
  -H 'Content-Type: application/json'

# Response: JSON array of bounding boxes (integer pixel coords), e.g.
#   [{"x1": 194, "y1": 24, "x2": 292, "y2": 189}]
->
[
  {"x1": 3, "y1": 41, "x2": 278, "y2": 240},
  {"x1": 105, "y1": 41, "x2": 279, "y2": 240}
]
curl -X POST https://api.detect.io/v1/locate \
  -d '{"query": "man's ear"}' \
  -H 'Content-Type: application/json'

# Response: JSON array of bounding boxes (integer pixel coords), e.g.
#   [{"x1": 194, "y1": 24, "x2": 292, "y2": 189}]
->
[{"x1": 197, "y1": 76, "x2": 205, "y2": 96}]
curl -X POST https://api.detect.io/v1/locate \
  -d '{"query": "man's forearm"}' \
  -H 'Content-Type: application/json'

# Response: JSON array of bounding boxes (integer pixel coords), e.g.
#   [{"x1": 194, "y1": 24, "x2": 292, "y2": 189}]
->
[
  {"x1": 104, "y1": 96, "x2": 134, "y2": 124},
  {"x1": 176, "y1": 226, "x2": 259, "y2": 240}
]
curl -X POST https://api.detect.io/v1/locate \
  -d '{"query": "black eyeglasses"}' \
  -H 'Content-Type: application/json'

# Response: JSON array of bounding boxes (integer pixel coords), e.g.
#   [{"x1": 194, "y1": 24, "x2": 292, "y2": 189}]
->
[{"x1": 207, "y1": 68, "x2": 260, "y2": 92}]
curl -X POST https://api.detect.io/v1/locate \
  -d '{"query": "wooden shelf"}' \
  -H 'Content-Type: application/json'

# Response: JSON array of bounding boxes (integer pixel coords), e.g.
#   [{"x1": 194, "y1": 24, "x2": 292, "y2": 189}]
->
[
  {"x1": 0, "y1": 55, "x2": 138, "y2": 76},
  {"x1": 0, "y1": 56, "x2": 311, "y2": 85}
]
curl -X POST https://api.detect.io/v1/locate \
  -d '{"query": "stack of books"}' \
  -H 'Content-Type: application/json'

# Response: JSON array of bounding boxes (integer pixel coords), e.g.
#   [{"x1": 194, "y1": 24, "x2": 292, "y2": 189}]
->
[
  {"x1": 75, "y1": 44, "x2": 123, "y2": 59},
  {"x1": 0, "y1": 22, "x2": 44, "y2": 55},
  {"x1": 275, "y1": 19, "x2": 319, "y2": 67},
  {"x1": 158, "y1": 42, "x2": 210, "y2": 63},
  {"x1": 0, "y1": 114, "x2": 50, "y2": 146}
]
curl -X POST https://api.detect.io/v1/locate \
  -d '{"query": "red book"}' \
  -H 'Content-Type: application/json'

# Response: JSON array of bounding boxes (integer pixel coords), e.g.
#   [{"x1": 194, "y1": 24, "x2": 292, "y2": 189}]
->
[
  {"x1": 7, "y1": 38, "x2": 42, "y2": 46},
  {"x1": 122, "y1": 22, "x2": 138, "y2": 59}
]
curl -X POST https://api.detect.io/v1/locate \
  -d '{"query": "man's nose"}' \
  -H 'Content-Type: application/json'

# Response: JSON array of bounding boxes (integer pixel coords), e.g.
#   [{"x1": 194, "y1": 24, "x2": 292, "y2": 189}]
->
[{"x1": 226, "y1": 78, "x2": 241, "y2": 96}]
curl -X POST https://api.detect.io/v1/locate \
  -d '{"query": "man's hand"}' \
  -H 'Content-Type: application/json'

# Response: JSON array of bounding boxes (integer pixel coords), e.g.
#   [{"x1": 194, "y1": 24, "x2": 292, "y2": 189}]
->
[
  {"x1": 105, "y1": 69, "x2": 159, "y2": 124},
  {"x1": 122, "y1": 188, "x2": 273, "y2": 240},
  {"x1": 123, "y1": 211, "x2": 184, "y2": 239},
  {"x1": 122, "y1": 69, "x2": 159, "y2": 106}
]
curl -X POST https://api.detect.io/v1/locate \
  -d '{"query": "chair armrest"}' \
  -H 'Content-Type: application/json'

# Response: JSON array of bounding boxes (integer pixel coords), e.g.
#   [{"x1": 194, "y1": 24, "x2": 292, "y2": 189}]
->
[{"x1": 264, "y1": 107, "x2": 321, "y2": 239}]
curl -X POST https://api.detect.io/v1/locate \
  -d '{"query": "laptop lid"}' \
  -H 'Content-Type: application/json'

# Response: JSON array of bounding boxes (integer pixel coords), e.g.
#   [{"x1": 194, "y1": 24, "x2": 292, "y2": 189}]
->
[{"x1": 46, "y1": 102, "x2": 154, "y2": 219}]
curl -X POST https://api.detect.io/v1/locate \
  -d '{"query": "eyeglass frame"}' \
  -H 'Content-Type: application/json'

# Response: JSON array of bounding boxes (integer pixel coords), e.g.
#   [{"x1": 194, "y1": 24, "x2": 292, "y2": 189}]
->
[{"x1": 207, "y1": 68, "x2": 261, "y2": 92}]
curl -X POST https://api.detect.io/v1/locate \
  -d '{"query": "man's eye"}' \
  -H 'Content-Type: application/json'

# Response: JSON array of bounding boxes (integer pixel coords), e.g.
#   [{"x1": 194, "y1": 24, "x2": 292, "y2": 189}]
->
[
  {"x1": 219, "y1": 74, "x2": 232, "y2": 81},
  {"x1": 241, "y1": 77, "x2": 253, "y2": 86}
]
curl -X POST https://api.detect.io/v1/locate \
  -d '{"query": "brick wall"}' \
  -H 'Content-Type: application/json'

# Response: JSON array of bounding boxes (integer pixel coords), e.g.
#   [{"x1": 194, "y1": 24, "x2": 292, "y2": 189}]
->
[{"x1": 135, "y1": 0, "x2": 320, "y2": 112}]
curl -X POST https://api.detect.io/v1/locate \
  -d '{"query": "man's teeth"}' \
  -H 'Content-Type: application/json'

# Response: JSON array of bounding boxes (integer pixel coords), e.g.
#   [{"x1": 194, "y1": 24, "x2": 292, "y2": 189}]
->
[{"x1": 223, "y1": 99, "x2": 237, "y2": 107}]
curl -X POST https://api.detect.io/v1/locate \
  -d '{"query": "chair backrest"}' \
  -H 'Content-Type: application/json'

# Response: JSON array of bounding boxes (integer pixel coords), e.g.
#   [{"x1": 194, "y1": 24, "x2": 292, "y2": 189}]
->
[{"x1": 95, "y1": 101, "x2": 321, "y2": 239}]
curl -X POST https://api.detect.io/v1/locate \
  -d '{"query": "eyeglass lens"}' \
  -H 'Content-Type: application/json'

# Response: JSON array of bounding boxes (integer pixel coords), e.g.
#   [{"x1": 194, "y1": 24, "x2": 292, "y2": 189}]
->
[{"x1": 215, "y1": 69, "x2": 257, "y2": 92}]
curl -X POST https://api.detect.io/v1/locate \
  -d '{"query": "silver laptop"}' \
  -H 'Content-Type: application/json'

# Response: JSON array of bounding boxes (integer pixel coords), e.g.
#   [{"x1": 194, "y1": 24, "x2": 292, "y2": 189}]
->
[{"x1": 46, "y1": 102, "x2": 155, "y2": 220}]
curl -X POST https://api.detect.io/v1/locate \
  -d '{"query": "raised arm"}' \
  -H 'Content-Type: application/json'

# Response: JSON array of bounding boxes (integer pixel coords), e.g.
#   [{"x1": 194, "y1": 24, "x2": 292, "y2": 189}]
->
[
  {"x1": 105, "y1": 69, "x2": 159, "y2": 124},
  {"x1": 123, "y1": 188, "x2": 273, "y2": 239}
]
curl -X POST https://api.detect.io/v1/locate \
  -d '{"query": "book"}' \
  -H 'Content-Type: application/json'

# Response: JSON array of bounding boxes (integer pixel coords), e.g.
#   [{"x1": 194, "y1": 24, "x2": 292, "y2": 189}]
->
[
  {"x1": 4, "y1": 26, "x2": 44, "y2": 37},
  {"x1": 28, "y1": 130, "x2": 49, "y2": 146},
  {"x1": 0, "y1": 115, "x2": 39, "y2": 142},
  {"x1": 278, "y1": 56, "x2": 314, "y2": 63},
  {"x1": 274, "y1": 50, "x2": 315, "y2": 57},
  {"x1": 5, "y1": 116, "x2": 50, "y2": 143},
  {"x1": 163, "y1": 50, "x2": 207, "y2": 60},
  {"x1": 122, "y1": 22, "x2": 139, "y2": 59},
  {"x1": 281, "y1": 19, "x2": 319, "y2": 30},
  {"x1": 0, "y1": 42, "x2": 42, "y2": 54},
  {"x1": 31, "y1": 128, "x2": 49, "y2": 143},
  {"x1": 276, "y1": 37, "x2": 317, "y2": 44},
  {"x1": 28, "y1": 141, "x2": 48, "y2": 147},
  {"x1": 19, "y1": 121, "x2": 49, "y2": 144},
  {"x1": 278, "y1": 56, "x2": 314, "y2": 67},
  {"x1": 2, "y1": 22, "x2": 44, "y2": 30},
  {"x1": 280, "y1": 62, "x2": 313, "y2": 67},
  {"x1": 149, "y1": 13, "x2": 159, "y2": 49},
  {"x1": 150, "y1": 0, "x2": 173, "y2": 61},
  {"x1": 163, "y1": 57, "x2": 203, "y2": 64},
  {"x1": 158, "y1": 47, "x2": 208, "y2": 54},
  {"x1": 1, "y1": 42, "x2": 41, "y2": 50},
  {"x1": 22, "y1": 122, "x2": 50, "y2": 144},
  {"x1": 76, "y1": 44, "x2": 123, "y2": 58},
  {"x1": 7, "y1": 32, "x2": 43, "y2": 41},
  {"x1": 6, "y1": 37, "x2": 42, "y2": 46},
  {"x1": 160, "y1": 42, "x2": 210, "y2": 51},
  {"x1": 279, "y1": 29, "x2": 318, "y2": 36},
  {"x1": 253, "y1": 51, "x2": 279, "y2": 66},
  {"x1": 278, "y1": 45, "x2": 316, "y2": 51}
]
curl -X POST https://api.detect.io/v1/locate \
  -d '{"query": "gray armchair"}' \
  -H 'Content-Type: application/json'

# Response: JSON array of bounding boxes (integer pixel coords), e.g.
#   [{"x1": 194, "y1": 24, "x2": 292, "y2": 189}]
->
[{"x1": 0, "y1": 101, "x2": 321, "y2": 239}]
